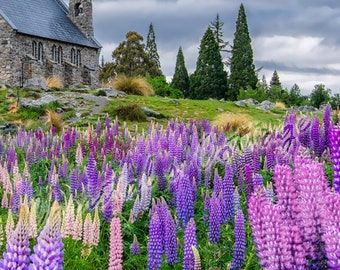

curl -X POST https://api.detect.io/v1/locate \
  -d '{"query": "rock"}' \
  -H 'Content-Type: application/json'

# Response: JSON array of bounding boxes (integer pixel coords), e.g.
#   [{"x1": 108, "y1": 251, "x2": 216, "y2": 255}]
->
[
  {"x1": 7, "y1": 89, "x2": 16, "y2": 97},
  {"x1": 297, "y1": 105, "x2": 317, "y2": 113},
  {"x1": 20, "y1": 94, "x2": 58, "y2": 108},
  {"x1": 146, "y1": 117, "x2": 157, "y2": 122},
  {"x1": 142, "y1": 107, "x2": 160, "y2": 117},
  {"x1": 0, "y1": 122, "x2": 19, "y2": 134},
  {"x1": 56, "y1": 108, "x2": 63, "y2": 113},
  {"x1": 256, "y1": 100, "x2": 275, "y2": 112},
  {"x1": 25, "y1": 77, "x2": 47, "y2": 90},
  {"x1": 96, "y1": 88, "x2": 126, "y2": 98},
  {"x1": 234, "y1": 98, "x2": 259, "y2": 107},
  {"x1": 217, "y1": 108, "x2": 224, "y2": 112},
  {"x1": 28, "y1": 91, "x2": 40, "y2": 99},
  {"x1": 219, "y1": 98, "x2": 225, "y2": 102}
]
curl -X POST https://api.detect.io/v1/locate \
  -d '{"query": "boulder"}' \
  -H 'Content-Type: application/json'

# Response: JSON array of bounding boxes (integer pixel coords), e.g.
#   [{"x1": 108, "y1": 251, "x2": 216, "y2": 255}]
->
[
  {"x1": 234, "y1": 98, "x2": 259, "y2": 107},
  {"x1": 25, "y1": 77, "x2": 47, "y2": 90},
  {"x1": 96, "y1": 88, "x2": 126, "y2": 98},
  {"x1": 297, "y1": 105, "x2": 317, "y2": 113},
  {"x1": 142, "y1": 107, "x2": 160, "y2": 117},
  {"x1": 256, "y1": 100, "x2": 275, "y2": 112},
  {"x1": 20, "y1": 94, "x2": 58, "y2": 108}
]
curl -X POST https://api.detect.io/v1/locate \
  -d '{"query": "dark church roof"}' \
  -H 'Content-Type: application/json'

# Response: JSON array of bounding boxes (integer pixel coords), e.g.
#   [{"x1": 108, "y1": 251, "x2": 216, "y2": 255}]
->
[{"x1": 0, "y1": 0, "x2": 101, "y2": 48}]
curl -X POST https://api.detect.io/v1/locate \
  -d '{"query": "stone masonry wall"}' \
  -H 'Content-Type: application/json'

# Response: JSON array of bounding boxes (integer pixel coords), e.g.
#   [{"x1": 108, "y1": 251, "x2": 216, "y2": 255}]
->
[{"x1": 0, "y1": 16, "x2": 101, "y2": 88}]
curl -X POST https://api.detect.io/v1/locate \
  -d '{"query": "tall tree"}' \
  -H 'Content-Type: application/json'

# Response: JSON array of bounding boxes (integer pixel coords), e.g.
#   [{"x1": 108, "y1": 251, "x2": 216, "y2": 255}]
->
[
  {"x1": 229, "y1": 4, "x2": 258, "y2": 101},
  {"x1": 171, "y1": 47, "x2": 190, "y2": 97},
  {"x1": 112, "y1": 31, "x2": 158, "y2": 77},
  {"x1": 209, "y1": 13, "x2": 229, "y2": 52},
  {"x1": 310, "y1": 84, "x2": 331, "y2": 108},
  {"x1": 189, "y1": 28, "x2": 227, "y2": 100},
  {"x1": 270, "y1": 70, "x2": 282, "y2": 89},
  {"x1": 145, "y1": 23, "x2": 163, "y2": 77}
]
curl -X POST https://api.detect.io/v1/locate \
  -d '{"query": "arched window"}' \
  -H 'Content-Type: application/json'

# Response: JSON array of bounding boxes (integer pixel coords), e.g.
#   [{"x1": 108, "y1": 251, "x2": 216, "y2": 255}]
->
[
  {"x1": 58, "y1": 46, "x2": 63, "y2": 64},
  {"x1": 52, "y1": 45, "x2": 57, "y2": 61},
  {"x1": 71, "y1": 48, "x2": 76, "y2": 64},
  {"x1": 38, "y1": 42, "x2": 43, "y2": 61},
  {"x1": 32, "y1": 41, "x2": 37, "y2": 59},
  {"x1": 76, "y1": 50, "x2": 81, "y2": 67}
]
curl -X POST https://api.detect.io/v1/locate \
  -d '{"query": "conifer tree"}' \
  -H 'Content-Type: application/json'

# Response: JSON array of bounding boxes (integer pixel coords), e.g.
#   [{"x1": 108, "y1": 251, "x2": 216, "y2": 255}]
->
[
  {"x1": 209, "y1": 13, "x2": 229, "y2": 52},
  {"x1": 171, "y1": 47, "x2": 190, "y2": 97},
  {"x1": 145, "y1": 23, "x2": 163, "y2": 77},
  {"x1": 189, "y1": 28, "x2": 227, "y2": 100},
  {"x1": 269, "y1": 70, "x2": 282, "y2": 88},
  {"x1": 229, "y1": 4, "x2": 258, "y2": 101}
]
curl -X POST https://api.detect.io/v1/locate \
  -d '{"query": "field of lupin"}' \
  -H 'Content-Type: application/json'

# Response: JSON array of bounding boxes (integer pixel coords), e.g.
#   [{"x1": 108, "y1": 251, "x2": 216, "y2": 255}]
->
[{"x1": 0, "y1": 103, "x2": 339, "y2": 269}]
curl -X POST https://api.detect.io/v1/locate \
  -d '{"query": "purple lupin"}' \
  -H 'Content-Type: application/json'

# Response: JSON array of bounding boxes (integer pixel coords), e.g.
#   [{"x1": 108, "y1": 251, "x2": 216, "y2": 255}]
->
[
  {"x1": 183, "y1": 218, "x2": 197, "y2": 270},
  {"x1": 231, "y1": 210, "x2": 246, "y2": 270}
]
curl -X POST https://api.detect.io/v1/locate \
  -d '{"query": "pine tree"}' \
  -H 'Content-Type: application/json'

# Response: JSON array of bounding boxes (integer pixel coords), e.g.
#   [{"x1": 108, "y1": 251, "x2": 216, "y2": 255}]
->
[
  {"x1": 145, "y1": 23, "x2": 163, "y2": 77},
  {"x1": 189, "y1": 27, "x2": 227, "y2": 100},
  {"x1": 229, "y1": 4, "x2": 258, "y2": 101},
  {"x1": 171, "y1": 47, "x2": 190, "y2": 97},
  {"x1": 209, "y1": 13, "x2": 229, "y2": 52},
  {"x1": 269, "y1": 70, "x2": 281, "y2": 88}
]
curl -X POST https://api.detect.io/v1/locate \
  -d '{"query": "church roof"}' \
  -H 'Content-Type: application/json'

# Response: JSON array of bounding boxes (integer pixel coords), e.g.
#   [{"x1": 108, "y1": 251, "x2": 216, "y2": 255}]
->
[{"x1": 0, "y1": 0, "x2": 101, "y2": 48}]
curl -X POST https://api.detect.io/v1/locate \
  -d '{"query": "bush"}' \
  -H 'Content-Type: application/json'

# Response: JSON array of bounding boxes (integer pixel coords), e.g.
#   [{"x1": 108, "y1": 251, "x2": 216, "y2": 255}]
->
[
  {"x1": 113, "y1": 104, "x2": 147, "y2": 122},
  {"x1": 96, "y1": 89, "x2": 107, "y2": 96},
  {"x1": 212, "y1": 112, "x2": 253, "y2": 136},
  {"x1": 46, "y1": 76, "x2": 63, "y2": 89},
  {"x1": 147, "y1": 76, "x2": 183, "y2": 99},
  {"x1": 237, "y1": 86, "x2": 267, "y2": 102},
  {"x1": 109, "y1": 75, "x2": 154, "y2": 96}
]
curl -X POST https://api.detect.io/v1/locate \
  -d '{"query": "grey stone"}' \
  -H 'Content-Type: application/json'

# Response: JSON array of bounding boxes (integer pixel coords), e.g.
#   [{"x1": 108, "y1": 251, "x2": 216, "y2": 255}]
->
[
  {"x1": 0, "y1": 122, "x2": 19, "y2": 134},
  {"x1": 25, "y1": 77, "x2": 47, "y2": 90},
  {"x1": 217, "y1": 108, "x2": 224, "y2": 112},
  {"x1": 297, "y1": 105, "x2": 317, "y2": 112},
  {"x1": 219, "y1": 98, "x2": 225, "y2": 102},
  {"x1": 256, "y1": 100, "x2": 275, "y2": 112},
  {"x1": 20, "y1": 94, "x2": 58, "y2": 108},
  {"x1": 142, "y1": 107, "x2": 160, "y2": 117},
  {"x1": 96, "y1": 88, "x2": 126, "y2": 98},
  {"x1": 234, "y1": 98, "x2": 259, "y2": 107},
  {"x1": 7, "y1": 89, "x2": 16, "y2": 97}
]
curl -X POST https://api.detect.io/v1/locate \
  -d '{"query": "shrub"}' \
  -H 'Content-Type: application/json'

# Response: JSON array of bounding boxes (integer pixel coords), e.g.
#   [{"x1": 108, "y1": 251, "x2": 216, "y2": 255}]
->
[
  {"x1": 146, "y1": 76, "x2": 183, "y2": 99},
  {"x1": 113, "y1": 104, "x2": 147, "y2": 122},
  {"x1": 96, "y1": 89, "x2": 107, "y2": 96},
  {"x1": 45, "y1": 109, "x2": 63, "y2": 133},
  {"x1": 109, "y1": 75, "x2": 154, "y2": 96}
]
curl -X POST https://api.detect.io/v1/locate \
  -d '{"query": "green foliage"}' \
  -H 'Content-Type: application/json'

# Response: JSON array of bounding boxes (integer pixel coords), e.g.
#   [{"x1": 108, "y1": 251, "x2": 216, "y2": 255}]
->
[
  {"x1": 95, "y1": 89, "x2": 107, "y2": 96},
  {"x1": 229, "y1": 4, "x2": 258, "y2": 101},
  {"x1": 209, "y1": 13, "x2": 229, "y2": 52},
  {"x1": 237, "y1": 86, "x2": 267, "y2": 102},
  {"x1": 113, "y1": 103, "x2": 147, "y2": 121},
  {"x1": 269, "y1": 70, "x2": 282, "y2": 89},
  {"x1": 287, "y1": 83, "x2": 304, "y2": 106},
  {"x1": 310, "y1": 84, "x2": 331, "y2": 109},
  {"x1": 189, "y1": 27, "x2": 227, "y2": 100},
  {"x1": 111, "y1": 31, "x2": 159, "y2": 77},
  {"x1": 145, "y1": 23, "x2": 163, "y2": 78},
  {"x1": 99, "y1": 62, "x2": 115, "y2": 85},
  {"x1": 170, "y1": 47, "x2": 190, "y2": 97},
  {"x1": 147, "y1": 75, "x2": 183, "y2": 99}
]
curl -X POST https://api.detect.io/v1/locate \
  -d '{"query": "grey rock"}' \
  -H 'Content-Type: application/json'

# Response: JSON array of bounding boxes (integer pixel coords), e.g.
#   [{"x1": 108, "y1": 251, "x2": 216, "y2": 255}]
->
[
  {"x1": 96, "y1": 88, "x2": 126, "y2": 98},
  {"x1": 256, "y1": 100, "x2": 275, "y2": 112},
  {"x1": 7, "y1": 89, "x2": 16, "y2": 97},
  {"x1": 297, "y1": 105, "x2": 317, "y2": 112},
  {"x1": 142, "y1": 107, "x2": 160, "y2": 117},
  {"x1": 0, "y1": 122, "x2": 19, "y2": 135},
  {"x1": 217, "y1": 108, "x2": 224, "y2": 112},
  {"x1": 234, "y1": 98, "x2": 259, "y2": 107},
  {"x1": 28, "y1": 91, "x2": 40, "y2": 99},
  {"x1": 219, "y1": 98, "x2": 225, "y2": 102},
  {"x1": 20, "y1": 94, "x2": 58, "y2": 108},
  {"x1": 25, "y1": 77, "x2": 47, "y2": 90}
]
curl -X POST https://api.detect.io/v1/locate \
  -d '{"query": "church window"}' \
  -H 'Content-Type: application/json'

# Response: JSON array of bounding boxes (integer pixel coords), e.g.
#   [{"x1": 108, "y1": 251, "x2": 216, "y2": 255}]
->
[
  {"x1": 32, "y1": 41, "x2": 37, "y2": 59},
  {"x1": 52, "y1": 45, "x2": 57, "y2": 61},
  {"x1": 38, "y1": 42, "x2": 43, "y2": 61},
  {"x1": 58, "y1": 46, "x2": 63, "y2": 64},
  {"x1": 76, "y1": 50, "x2": 81, "y2": 67},
  {"x1": 71, "y1": 48, "x2": 76, "y2": 64}
]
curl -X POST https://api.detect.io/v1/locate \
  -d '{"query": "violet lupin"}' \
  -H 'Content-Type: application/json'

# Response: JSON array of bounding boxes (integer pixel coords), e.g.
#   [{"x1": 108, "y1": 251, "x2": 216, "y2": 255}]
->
[
  {"x1": 131, "y1": 234, "x2": 141, "y2": 256},
  {"x1": 0, "y1": 201, "x2": 31, "y2": 269},
  {"x1": 323, "y1": 103, "x2": 332, "y2": 148},
  {"x1": 29, "y1": 201, "x2": 64, "y2": 270},
  {"x1": 209, "y1": 192, "x2": 221, "y2": 243},
  {"x1": 183, "y1": 218, "x2": 197, "y2": 270},
  {"x1": 165, "y1": 209, "x2": 178, "y2": 265},
  {"x1": 176, "y1": 171, "x2": 194, "y2": 227},
  {"x1": 329, "y1": 125, "x2": 340, "y2": 193},
  {"x1": 86, "y1": 152, "x2": 101, "y2": 211},
  {"x1": 222, "y1": 163, "x2": 234, "y2": 223},
  {"x1": 231, "y1": 210, "x2": 246, "y2": 270},
  {"x1": 147, "y1": 210, "x2": 163, "y2": 270}
]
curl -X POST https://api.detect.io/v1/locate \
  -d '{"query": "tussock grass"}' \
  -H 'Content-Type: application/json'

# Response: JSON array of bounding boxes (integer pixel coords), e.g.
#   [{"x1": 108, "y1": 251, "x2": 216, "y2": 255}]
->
[
  {"x1": 109, "y1": 75, "x2": 154, "y2": 96},
  {"x1": 113, "y1": 104, "x2": 147, "y2": 122},
  {"x1": 275, "y1": 102, "x2": 286, "y2": 109},
  {"x1": 213, "y1": 112, "x2": 254, "y2": 136},
  {"x1": 45, "y1": 109, "x2": 63, "y2": 133},
  {"x1": 47, "y1": 76, "x2": 63, "y2": 89}
]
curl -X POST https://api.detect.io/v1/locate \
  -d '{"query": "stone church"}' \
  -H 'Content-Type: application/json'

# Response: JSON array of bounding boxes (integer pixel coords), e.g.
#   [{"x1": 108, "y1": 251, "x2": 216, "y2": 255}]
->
[{"x1": 0, "y1": 0, "x2": 101, "y2": 88}]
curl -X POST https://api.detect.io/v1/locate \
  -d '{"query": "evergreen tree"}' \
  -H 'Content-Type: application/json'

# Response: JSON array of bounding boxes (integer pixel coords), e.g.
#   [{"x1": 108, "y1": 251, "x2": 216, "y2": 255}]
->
[
  {"x1": 112, "y1": 31, "x2": 158, "y2": 77},
  {"x1": 288, "y1": 83, "x2": 303, "y2": 106},
  {"x1": 145, "y1": 23, "x2": 163, "y2": 77},
  {"x1": 209, "y1": 13, "x2": 229, "y2": 52},
  {"x1": 171, "y1": 47, "x2": 190, "y2": 97},
  {"x1": 310, "y1": 84, "x2": 331, "y2": 108},
  {"x1": 189, "y1": 28, "x2": 227, "y2": 100},
  {"x1": 270, "y1": 70, "x2": 282, "y2": 88},
  {"x1": 229, "y1": 4, "x2": 258, "y2": 101}
]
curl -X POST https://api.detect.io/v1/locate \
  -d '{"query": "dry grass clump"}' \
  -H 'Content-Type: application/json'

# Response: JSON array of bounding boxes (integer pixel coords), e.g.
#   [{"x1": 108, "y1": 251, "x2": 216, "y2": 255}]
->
[
  {"x1": 275, "y1": 102, "x2": 286, "y2": 109},
  {"x1": 213, "y1": 112, "x2": 253, "y2": 136},
  {"x1": 45, "y1": 109, "x2": 63, "y2": 133},
  {"x1": 113, "y1": 104, "x2": 147, "y2": 122},
  {"x1": 46, "y1": 76, "x2": 63, "y2": 89},
  {"x1": 109, "y1": 75, "x2": 154, "y2": 96}
]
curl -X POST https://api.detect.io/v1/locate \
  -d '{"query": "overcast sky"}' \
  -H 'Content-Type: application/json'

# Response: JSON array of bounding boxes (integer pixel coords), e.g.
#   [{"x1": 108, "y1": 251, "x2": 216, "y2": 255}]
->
[{"x1": 92, "y1": 0, "x2": 340, "y2": 95}]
